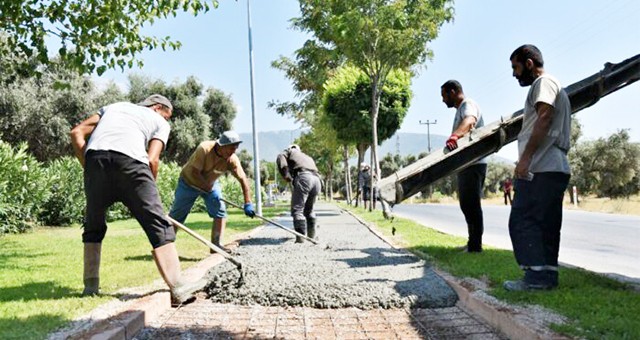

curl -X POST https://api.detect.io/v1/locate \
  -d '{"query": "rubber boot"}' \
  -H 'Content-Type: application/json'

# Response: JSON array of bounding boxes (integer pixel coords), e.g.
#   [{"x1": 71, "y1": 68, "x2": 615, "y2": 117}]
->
[
  {"x1": 82, "y1": 242, "x2": 101, "y2": 296},
  {"x1": 211, "y1": 218, "x2": 231, "y2": 254},
  {"x1": 306, "y1": 217, "x2": 317, "y2": 240},
  {"x1": 293, "y1": 219, "x2": 306, "y2": 243},
  {"x1": 152, "y1": 242, "x2": 204, "y2": 307}
]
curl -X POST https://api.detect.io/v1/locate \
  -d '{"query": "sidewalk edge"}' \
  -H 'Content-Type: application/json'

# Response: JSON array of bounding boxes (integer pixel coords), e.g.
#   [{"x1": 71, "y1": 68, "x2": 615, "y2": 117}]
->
[{"x1": 339, "y1": 206, "x2": 570, "y2": 340}]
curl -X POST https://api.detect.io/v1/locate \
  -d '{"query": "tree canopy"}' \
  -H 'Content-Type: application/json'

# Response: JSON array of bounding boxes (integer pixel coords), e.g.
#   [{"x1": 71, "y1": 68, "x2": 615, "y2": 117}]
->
[
  {"x1": 570, "y1": 129, "x2": 640, "y2": 198},
  {"x1": 0, "y1": 0, "x2": 218, "y2": 78},
  {"x1": 292, "y1": 0, "x2": 454, "y2": 187},
  {"x1": 323, "y1": 65, "x2": 412, "y2": 146}
]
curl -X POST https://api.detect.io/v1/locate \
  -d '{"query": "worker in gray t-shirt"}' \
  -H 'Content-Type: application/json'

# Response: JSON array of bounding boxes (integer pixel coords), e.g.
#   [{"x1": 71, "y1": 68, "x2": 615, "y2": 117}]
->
[
  {"x1": 441, "y1": 80, "x2": 487, "y2": 253},
  {"x1": 276, "y1": 144, "x2": 322, "y2": 243},
  {"x1": 504, "y1": 44, "x2": 571, "y2": 292}
]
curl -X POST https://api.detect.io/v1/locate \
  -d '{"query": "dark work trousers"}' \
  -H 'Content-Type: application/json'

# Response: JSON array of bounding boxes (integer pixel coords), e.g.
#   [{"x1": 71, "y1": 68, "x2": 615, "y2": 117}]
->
[
  {"x1": 83, "y1": 150, "x2": 175, "y2": 248},
  {"x1": 457, "y1": 163, "x2": 487, "y2": 252},
  {"x1": 504, "y1": 190, "x2": 512, "y2": 205},
  {"x1": 291, "y1": 171, "x2": 322, "y2": 221},
  {"x1": 508, "y1": 172, "x2": 570, "y2": 272}
]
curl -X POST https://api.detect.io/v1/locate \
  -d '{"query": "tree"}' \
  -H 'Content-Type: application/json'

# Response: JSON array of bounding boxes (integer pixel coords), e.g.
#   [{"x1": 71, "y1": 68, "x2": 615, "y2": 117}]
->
[
  {"x1": 0, "y1": 0, "x2": 218, "y2": 78},
  {"x1": 570, "y1": 130, "x2": 640, "y2": 198},
  {"x1": 203, "y1": 87, "x2": 237, "y2": 138},
  {"x1": 380, "y1": 153, "x2": 404, "y2": 178},
  {"x1": 485, "y1": 162, "x2": 514, "y2": 195},
  {"x1": 0, "y1": 61, "x2": 97, "y2": 161},
  {"x1": 323, "y1": 65, "x2": 412, "y2": 190},
  {"x1": 270, "y1": 40, "x2": 343, "y2": 124},
  {"x1": 271, "y1": 39, "x2": 349, "y2": 201},
  {"x1": 294, "y1": 0, "x2": 454, "y2": 201},
  {"x1": 296, "y1": 119, "x2": 342, "y2": 200},
  {"x1": 126, "y1": 74, "x2": 211, "y2": 164},
  {"x1": 238, "y1": 149, "x2": 253, "y2": 179}
]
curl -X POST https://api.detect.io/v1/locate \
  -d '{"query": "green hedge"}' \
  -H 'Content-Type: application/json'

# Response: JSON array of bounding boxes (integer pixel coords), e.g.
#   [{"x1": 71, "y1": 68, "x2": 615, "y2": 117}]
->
[
  {"x1": 0, "y1": 141, "x2": 265, "y2": 234},
  {"x1": 39, "y1": 157, "x2": 85, "y2": 226},
  {"x1": 0, "y1": 141, "x2": 50, "y2": 234}
]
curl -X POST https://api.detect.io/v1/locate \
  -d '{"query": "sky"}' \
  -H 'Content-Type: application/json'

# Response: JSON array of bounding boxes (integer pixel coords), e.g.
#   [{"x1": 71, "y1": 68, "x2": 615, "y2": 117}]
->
[{"x1": 97, "y1": 0, "x2": 640, "y2": 161}]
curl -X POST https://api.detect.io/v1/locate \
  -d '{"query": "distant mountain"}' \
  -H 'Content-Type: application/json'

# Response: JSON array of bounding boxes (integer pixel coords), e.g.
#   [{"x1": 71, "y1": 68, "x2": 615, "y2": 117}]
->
[
  {"x1": 237, "y1": 130, "x2": 514, "y2": 164},
  {"x1": 238, "y1": 130, "x2": 305, "y2": 162}
]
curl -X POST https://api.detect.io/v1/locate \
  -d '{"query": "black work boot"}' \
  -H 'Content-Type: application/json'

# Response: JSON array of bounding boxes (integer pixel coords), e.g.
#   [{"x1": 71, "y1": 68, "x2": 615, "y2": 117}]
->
[
  {"x1": 293, "y1": 220, "x2": 306, "y2": 243},
  {"x1": 306, "y1": 217, "x2": 317, "y2": 240}
]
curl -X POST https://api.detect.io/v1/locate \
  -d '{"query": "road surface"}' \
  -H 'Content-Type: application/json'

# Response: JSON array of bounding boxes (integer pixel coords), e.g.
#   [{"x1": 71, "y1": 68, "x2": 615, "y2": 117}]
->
[{"x1": 392, "y1": 203, "x2": 640, "y2": 281}]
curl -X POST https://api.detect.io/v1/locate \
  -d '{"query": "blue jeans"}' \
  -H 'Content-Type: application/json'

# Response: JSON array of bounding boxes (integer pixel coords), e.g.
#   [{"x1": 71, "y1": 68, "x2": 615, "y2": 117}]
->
[
  {"x1": 169, "y1": 177, "x2": 226, "y2": 224},
  {"x1": 509, "y1": 172, "x2": 570, "y2": 273}
]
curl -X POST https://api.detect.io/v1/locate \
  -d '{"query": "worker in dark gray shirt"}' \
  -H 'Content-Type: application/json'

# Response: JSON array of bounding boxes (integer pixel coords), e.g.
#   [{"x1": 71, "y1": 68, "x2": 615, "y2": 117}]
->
[{"x1": 276, "y1": 145, "x2": 322, "y2": 243}]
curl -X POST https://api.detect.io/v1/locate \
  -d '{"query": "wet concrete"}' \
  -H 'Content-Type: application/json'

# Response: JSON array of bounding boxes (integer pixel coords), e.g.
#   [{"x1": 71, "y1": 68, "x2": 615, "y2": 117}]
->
[{"x1": 202, "y1": 204, "x2": 458, "y2": 309}]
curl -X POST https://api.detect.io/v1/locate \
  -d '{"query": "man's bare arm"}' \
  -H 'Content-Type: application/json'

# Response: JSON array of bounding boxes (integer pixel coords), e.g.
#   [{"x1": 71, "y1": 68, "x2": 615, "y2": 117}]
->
[
  {"x1": 232, "y1": 166, "x2": 253, "y2": 204},
  {"x1": 452, "y1": 116, "x2": 477, "y2": 137},
  {"x1": 147, "y1": 139, "x2": 165, "y2": 180},
  {"x1": 69, "y1": 114, "x2": 100, "y2": 167}
]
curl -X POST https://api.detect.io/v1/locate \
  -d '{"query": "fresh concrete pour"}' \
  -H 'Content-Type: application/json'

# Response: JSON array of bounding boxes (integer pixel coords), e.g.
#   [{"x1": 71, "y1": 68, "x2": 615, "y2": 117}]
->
[{"x1": 203, "y1": 206, "x2": 457, "y2": 309}]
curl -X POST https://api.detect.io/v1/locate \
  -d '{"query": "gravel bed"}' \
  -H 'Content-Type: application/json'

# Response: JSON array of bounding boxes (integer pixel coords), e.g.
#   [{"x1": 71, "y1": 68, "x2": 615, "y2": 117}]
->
[{"x1": 203, "y1": 207, "x2": 458, "y2": 309}]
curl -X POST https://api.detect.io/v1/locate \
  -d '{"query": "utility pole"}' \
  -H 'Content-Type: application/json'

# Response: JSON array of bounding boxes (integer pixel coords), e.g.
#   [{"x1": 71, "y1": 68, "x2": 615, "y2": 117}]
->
[
  {"x1": 419, "y1": 119, "x2": 437, "y2": 152},
  {"x1": 246, "y1": 0, "x2": 262, "y2": 215}
]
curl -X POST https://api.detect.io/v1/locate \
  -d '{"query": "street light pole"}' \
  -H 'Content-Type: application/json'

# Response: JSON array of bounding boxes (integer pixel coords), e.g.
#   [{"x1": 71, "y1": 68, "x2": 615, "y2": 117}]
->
[
  {"x1": 246, "y1": 0, "x2": 262, "y2": 215},
  {"x1": 419, "y1": 119, "x2": 437, "y2": 152}
]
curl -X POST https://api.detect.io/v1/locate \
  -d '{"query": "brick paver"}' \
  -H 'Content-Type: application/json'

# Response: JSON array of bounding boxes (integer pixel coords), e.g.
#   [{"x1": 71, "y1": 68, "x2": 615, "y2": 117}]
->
[{"x1": 134, "y1": 298, "x2": 504, "y2": 339}]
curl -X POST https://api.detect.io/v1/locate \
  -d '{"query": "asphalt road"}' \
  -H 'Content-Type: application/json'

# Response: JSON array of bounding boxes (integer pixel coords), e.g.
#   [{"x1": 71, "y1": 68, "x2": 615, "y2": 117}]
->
[{"x1": 391, "y1": 203, "x2": 640, "y2": 281}]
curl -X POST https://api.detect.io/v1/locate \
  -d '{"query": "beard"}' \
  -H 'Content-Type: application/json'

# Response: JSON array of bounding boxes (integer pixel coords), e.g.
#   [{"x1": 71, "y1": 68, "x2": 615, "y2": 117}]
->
[{"x1": 517, "y1": 67, "x2": 536, "y2": 86}]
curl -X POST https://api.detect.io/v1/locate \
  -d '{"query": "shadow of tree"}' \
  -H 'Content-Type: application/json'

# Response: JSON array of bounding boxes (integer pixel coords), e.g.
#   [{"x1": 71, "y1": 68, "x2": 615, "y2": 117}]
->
[
  {"x1": 336, "y1": 247, "x2": 420, "y2": 268},
  {"x1": 0, "y1": 281, "x2": 78, "y2": 302},
  {"x1": 239, "y1": 237, "x2": 290, "y2": 246},
  {"x1": 0, "y1": 313, "x2": 69, "y2": 340}
]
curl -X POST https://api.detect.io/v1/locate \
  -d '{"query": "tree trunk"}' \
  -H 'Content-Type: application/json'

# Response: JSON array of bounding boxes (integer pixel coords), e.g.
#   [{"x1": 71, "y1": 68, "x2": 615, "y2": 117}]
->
[
  {"x1": 356, "y1": 143, "x2": 369, "y2": 207},
  {"x1": 343, "y1": 145, "x2": 352, "y2": 204},
  {"x1": 369, "y1": 75, "x2": 382, "y2": 211}
]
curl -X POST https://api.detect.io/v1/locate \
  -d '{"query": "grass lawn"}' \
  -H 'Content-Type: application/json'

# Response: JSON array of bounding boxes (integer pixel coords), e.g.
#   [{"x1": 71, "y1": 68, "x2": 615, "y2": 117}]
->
[
  {"x1": 338, "y1": 203, "x2": 640, "y2": 340},
  {"x1": 0, "y1": 205, "x2": 287, "y2": 340}
]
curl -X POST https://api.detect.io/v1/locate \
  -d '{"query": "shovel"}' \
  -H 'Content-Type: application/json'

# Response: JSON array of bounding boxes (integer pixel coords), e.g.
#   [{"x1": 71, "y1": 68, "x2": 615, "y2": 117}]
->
[
  {"x1": 221, "y1": 198, "x2": 319, "y2": 245},
  {"x1": 166, "y1": 215, "x2": 245, "y2": 285}
]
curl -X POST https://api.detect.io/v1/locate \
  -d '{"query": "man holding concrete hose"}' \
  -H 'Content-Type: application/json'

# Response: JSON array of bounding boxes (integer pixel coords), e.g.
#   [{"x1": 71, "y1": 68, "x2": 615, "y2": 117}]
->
[
  {"x1": 70, "y1": 94, "x2": 201, "y2": 307},
  {"x1": 276, "y1": 144, "x2": 322, "y2": 243},
  {"x1": 169, "y1": 131, "x2": 255, "y2": 253}
]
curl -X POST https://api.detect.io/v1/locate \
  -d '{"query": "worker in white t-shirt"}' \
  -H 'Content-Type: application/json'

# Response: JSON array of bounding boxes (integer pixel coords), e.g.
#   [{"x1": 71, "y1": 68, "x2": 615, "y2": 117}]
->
[{"x1": 70, "y1": 94, "x2": 201, "y2": 307}]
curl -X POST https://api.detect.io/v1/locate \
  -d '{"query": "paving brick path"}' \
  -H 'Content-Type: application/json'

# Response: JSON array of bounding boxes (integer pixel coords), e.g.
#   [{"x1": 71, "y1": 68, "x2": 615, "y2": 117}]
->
[{"x1": 135, "y1": 298, "x2": 504, "y2": 339}]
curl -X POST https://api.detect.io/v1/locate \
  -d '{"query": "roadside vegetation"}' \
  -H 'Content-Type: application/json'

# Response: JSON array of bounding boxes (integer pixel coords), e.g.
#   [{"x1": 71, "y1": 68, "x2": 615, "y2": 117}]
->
[
  {"x1": 0, "y1": 206, "x2": 287, "y2": 340},
  {"x1": 339, "y1": 203, "x2": 640, "y2": 340}
]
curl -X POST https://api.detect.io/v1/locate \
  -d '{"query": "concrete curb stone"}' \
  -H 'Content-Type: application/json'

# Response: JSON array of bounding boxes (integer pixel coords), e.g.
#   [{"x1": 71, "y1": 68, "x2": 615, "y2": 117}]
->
[{"x1": 341, "y1": 207, "x2": 570, "y2": 340}]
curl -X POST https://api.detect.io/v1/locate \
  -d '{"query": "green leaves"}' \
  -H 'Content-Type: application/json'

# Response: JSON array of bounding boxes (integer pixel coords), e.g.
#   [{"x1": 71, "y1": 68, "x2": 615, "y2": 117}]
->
[
  {"x1": 323, "y1": 65, "x2": 412, "y2": 145},
  {"x1": 0, "y1": 0, "x2": 219, "y2": 78}
]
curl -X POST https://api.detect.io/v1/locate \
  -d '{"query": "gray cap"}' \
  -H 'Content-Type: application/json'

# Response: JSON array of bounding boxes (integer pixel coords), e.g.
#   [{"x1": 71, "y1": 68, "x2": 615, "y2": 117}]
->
[
  {"x1": 218, "y1": 131, "x2": 242, "y2": 146},
  {"x1": 138, "y1": 94, "x2": 173, "y2": 111}
]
